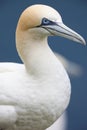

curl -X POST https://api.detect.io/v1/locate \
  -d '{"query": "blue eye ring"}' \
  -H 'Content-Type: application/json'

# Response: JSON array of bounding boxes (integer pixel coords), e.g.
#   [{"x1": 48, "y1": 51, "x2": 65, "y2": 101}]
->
[{"x1": 42, "y1": 18, "x2": 50, "y2": 25}]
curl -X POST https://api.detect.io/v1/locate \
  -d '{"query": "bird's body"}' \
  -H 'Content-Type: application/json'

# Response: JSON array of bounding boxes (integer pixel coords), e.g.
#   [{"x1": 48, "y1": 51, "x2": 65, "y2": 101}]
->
[
  {"x1": 0, "y1": 4, "x2": 85, "y2": 130},
  {"x1": 0, "y1": 62, "x2": 70, "y2": 130},
  {"x1": 0, "y1": 57, "x2": 70, "y2": 130}
]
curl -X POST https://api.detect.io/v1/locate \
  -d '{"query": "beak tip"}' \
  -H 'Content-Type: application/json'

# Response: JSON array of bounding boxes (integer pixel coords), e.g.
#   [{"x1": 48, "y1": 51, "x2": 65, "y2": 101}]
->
[
  {"x1": 75, "y1": 33, "x2": 86, "y2": 45},
  {"x1": 80, "y1": 38, "x2": 86, "y2": 46}
]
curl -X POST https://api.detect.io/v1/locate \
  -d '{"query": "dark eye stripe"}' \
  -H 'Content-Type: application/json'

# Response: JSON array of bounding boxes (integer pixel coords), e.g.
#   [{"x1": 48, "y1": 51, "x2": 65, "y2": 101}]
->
[
  {"x1": 42, "y1": 18, "x2": 55, "y2": 25},
  {"x1": 36, "y1": 18, "x2": 57, "y2": 27}
]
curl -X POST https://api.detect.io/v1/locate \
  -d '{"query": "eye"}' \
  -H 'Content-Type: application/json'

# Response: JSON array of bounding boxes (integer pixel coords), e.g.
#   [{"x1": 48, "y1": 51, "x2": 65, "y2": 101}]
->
[{"x1": 42, "y1": 18, "x2": 50, "y2": 25}]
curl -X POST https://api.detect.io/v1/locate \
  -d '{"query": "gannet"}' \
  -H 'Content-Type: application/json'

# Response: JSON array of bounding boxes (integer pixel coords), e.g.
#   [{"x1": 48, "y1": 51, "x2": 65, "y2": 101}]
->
[{"x1": 0, "y1": 4, "x2": 86, "y2": 130}]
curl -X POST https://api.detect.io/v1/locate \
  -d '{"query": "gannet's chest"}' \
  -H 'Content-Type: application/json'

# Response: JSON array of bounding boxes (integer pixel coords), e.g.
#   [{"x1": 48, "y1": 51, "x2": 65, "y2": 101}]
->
[
  {"x1": 14, "y1": 72, "x2": 71, "y2": 130},
  {"x1": 0, "y1": 67, "x2": 71, "y2": 130}
]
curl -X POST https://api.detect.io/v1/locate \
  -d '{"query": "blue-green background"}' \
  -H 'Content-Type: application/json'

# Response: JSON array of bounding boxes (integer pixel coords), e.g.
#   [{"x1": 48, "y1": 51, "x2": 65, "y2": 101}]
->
[{"x1": 0, "y1": 1, "x2": 87, "y2": 130}]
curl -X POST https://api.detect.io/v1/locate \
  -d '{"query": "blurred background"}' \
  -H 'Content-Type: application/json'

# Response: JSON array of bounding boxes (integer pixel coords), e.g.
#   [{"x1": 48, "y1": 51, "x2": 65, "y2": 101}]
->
[{"x1": 0, "y1": 1, "x2": 87, "y2": 130}]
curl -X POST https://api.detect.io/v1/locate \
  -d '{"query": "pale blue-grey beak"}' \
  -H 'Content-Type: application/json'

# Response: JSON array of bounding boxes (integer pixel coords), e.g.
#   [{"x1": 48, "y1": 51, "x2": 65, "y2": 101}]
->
[{"x1": 43, "y1": 22, "x2": 86, "y2": 45}]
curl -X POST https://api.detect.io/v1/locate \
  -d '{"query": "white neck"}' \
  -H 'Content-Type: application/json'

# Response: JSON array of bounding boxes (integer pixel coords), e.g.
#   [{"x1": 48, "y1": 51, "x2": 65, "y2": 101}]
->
[{"x1": 16, "y1": 30, "x2": 63, "y2": 79}]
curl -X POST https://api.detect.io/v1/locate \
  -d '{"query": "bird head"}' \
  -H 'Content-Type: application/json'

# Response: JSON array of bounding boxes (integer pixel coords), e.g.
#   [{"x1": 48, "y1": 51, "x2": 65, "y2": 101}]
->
[{"x1": 16, "y1": 4, "x2": 86, "y2": 44}]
